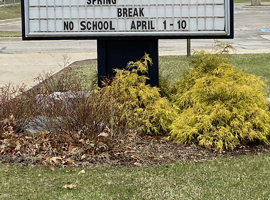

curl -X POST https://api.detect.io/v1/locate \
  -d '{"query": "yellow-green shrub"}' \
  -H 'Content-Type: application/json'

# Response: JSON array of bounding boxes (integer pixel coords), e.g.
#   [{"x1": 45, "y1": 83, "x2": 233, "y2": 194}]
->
[
  {"x1": 170, "y1": 51, "x2": 270, "y2": 150},
  {"x1": 91, "y1": 54, "x2": 177, "y2": 135}
]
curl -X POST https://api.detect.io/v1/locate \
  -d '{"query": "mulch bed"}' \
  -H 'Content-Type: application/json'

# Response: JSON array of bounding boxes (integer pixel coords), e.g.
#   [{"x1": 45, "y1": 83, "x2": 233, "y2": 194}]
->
[{"x1": 1, "y1": 130, "x2": 270, "y2": 167}]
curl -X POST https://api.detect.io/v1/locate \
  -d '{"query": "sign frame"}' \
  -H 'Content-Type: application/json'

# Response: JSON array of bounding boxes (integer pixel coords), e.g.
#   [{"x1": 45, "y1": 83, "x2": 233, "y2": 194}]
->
[{"x1": 21, "y1": 0, "x2": 234, "y2": 40}]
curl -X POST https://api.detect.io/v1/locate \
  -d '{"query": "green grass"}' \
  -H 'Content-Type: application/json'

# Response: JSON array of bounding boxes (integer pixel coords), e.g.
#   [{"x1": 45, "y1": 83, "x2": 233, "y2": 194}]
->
[
  {"x1": 0, "y1": 30, "x2": 21, "y2": 37},
  {"x1": 73, "y1": 62, "x2": 98, "y2": 91},
  {"x1": 0, "y1": 4, "x2": 21, "y2": 20},
  {"x1": 0, "y1": 154, "x2": 269, "y2": 200}
]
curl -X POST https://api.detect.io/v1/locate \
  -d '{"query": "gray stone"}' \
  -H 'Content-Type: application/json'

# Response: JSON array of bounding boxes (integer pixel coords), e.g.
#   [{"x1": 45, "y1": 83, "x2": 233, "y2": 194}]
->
[
  {"x1": 35, "y1": 91, "x2": 92, "y2": 111},
  {"x1": 16, "y1": 116, "x2": 64, "y2": 136}
]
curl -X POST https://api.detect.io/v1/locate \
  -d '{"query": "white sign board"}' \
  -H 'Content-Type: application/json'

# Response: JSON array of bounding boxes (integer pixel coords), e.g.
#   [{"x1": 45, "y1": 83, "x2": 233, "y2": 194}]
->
[{"x1": 22, "y1": 0, "x2": 233, "y2": 39}]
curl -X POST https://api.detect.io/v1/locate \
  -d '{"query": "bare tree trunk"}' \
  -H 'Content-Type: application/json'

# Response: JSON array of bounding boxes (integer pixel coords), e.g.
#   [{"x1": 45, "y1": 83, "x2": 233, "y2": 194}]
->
[{"x1": 251, "y1": 0, "x2": 261, "y2": 6}]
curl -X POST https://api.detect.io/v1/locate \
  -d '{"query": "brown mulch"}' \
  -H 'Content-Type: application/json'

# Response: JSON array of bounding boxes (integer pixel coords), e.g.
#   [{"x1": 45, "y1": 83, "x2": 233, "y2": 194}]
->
[{"x1": 1, "y1": 129, "x2": 270, "y2": 167}]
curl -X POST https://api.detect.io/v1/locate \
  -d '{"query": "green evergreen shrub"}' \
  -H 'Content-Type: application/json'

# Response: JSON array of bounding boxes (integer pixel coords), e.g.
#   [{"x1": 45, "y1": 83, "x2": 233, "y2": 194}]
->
[
  {"x1": 91, "y1": 54, "x2": 177, "y2": 136},
  {"x1": 170, "y1": 51, "x2": 270, "y2": 150}
]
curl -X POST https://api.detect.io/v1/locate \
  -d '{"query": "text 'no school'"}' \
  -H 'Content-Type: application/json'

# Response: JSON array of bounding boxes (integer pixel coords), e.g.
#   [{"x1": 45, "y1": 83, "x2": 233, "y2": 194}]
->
[{"x1": 63, "y1": 0, "x2": 187, "y2": 31}]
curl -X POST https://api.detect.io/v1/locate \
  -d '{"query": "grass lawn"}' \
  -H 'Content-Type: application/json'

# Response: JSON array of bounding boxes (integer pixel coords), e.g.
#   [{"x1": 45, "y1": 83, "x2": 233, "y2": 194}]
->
[
  {"x1": 0, "y1": 4, "x2": 21, "y2": 20},
  {"x1": 0, "y1": 154, "x2": 269, "y2": 200},
  {"x1": 0, "y1": 30, "x2": 21, "y2": 37}
]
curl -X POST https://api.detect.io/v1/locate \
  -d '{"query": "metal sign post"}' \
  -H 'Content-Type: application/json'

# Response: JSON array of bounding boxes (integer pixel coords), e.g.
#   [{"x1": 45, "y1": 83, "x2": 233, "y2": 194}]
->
[
  {"x1": 97, "y1": 39, "x2": 159, "y2": 86},
  {"x1": 187, "y1": 39, "x2": 191, "y2": 57},
  {"x1": 21, "y1": 0, "x2": 234, "y2": 86}
]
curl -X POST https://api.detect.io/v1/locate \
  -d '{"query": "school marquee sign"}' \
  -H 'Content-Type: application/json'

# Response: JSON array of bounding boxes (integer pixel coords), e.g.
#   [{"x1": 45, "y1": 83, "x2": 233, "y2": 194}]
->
[{"x1": 22, "y1": 0, "x2": 233, "y2": 39}]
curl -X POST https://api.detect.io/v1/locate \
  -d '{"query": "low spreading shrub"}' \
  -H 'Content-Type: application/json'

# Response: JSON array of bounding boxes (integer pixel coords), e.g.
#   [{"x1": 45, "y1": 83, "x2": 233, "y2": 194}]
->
[
  {"x1": 0, "y1": 84, "x2": 38, "y2": 132},
  {"x1": 90, "y1": 54, "x2": 177, "y2": 136},
  {"x1": 170, "y1": 51, "x2": 270, "y2": 150}
]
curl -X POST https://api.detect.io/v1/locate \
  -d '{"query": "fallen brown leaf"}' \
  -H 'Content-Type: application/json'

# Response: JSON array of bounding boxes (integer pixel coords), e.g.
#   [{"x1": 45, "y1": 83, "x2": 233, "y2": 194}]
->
[{"x1": 63, "y1": 184, "x2": 76, "y2": 189}]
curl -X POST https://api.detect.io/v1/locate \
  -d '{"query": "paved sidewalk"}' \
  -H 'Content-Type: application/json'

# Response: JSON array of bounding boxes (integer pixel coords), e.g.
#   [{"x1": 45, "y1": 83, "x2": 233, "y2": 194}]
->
[
  {"x1": 0, "y1": 3, "x2": 20, "y2": 7},
  {"x1": 0, "y1": 52, "x2": 96, "y2": 87},
  {"x1": 0, "y1": 18, "x2": 21, "y2": 31}
]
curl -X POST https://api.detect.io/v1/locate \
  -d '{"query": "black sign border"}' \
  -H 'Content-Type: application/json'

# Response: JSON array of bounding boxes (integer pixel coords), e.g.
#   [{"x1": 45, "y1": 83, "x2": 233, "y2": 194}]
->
[{"x1": 21, "y1": 0, "x2": 234, "y2": 40}]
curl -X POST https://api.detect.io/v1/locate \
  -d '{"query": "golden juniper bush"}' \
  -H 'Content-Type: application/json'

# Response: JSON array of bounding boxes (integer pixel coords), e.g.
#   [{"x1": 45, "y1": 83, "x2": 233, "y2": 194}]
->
[
  {"x1": 91, "y1": 54, "x2": 177, "y2": 136},
  {"x1": 170, "y1": 51, "x2": 270, "y2": 150}
]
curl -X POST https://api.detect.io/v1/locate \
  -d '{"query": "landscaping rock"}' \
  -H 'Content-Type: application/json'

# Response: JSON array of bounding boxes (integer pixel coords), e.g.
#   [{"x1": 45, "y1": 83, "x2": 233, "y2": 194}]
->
[
  {"x1": 16, "y1": 116, "x2": 64, "y2": 136},
  {"x1": 35, "y1": 91, "x2": 92, "y2": 110}
]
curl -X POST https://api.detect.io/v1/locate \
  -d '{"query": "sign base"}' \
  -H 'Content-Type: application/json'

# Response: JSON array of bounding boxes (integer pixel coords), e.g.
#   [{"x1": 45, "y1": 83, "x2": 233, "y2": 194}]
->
[{"x1": 97, "y1": 39, "x2": 159, "y2": 87}]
